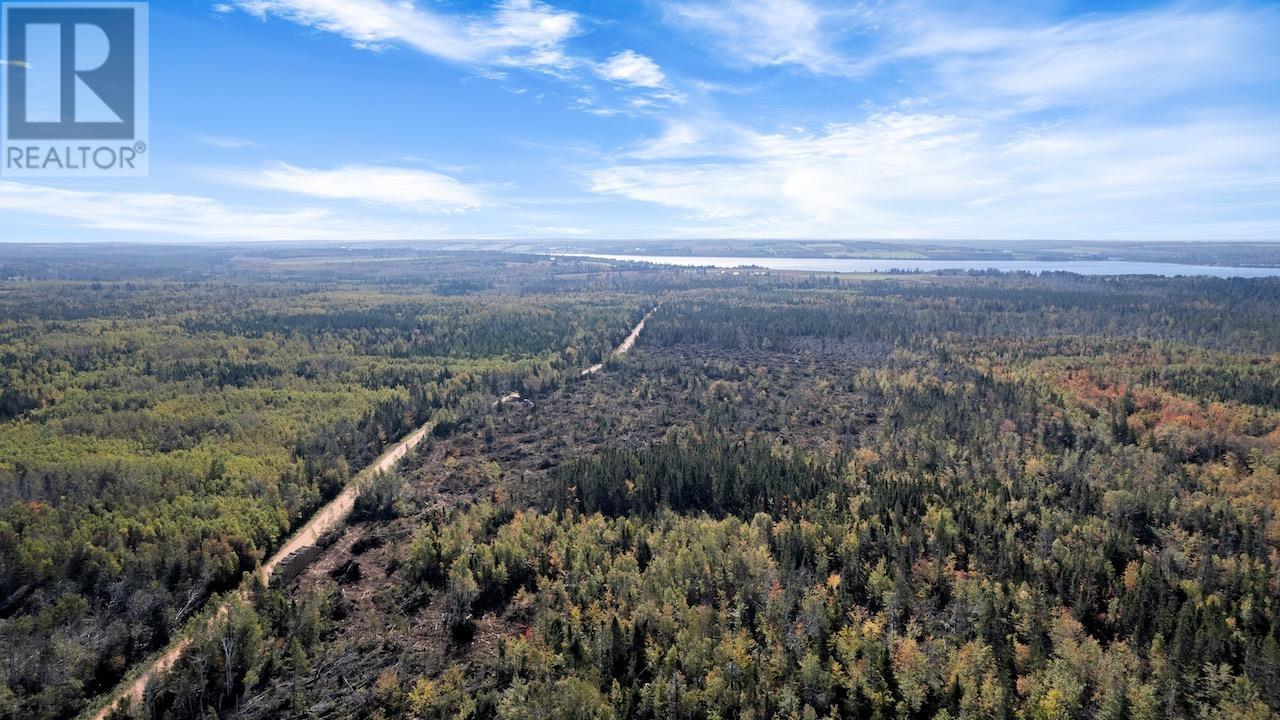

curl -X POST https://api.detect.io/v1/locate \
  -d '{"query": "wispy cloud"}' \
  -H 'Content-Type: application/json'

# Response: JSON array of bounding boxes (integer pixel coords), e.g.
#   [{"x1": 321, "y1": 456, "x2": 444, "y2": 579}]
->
[
  {"x1": 588, "y1": 50, "x2": 686, "y2": 111},
  {"x1": 658, "y1": 0, "x2": 1279, "y2": 108},
  {"x1": 883, "y1": 4, "x2": 1280, "y2": 111},
  {"x1": 213, "y1": 162, "x2": 489, "y2": 212},
  {"x1": 221, "y1": 0, "x2": 685, "y2": 114},
  {"x1": 12, "y1": 1, "x2": 1275, "y2": 242},
  {"x1": 600, "y1": 2, "x2": 1280, "y2": 239},
  {"x1": 0, "y1": 182, "x2": 442, "y2": 240},
  {"x1": 661, "y1": 0, "x2": 853, "y2": 74},
  {"x1": 223, "y1": 0, "x2": 581, "y2": 71},
  {"x1": 588, "y1": 113, "x2": 1280, "y2": 239}
]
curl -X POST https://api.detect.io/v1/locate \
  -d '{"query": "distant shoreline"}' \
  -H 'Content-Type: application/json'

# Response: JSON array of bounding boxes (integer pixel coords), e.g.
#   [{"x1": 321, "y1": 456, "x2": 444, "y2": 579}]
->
[{"x1": 555, "y1": 253, "x2": 1280, "y2": 278}]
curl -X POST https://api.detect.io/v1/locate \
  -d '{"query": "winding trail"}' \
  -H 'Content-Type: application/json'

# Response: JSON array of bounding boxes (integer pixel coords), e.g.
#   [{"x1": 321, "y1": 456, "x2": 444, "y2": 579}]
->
[{"x1": 83, "y1": 305, "x2": 657, "y2": 720}]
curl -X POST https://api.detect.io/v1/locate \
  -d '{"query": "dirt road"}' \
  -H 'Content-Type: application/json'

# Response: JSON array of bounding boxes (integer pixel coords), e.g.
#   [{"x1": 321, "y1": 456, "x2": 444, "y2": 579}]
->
[
  {"x1": 85, "y1": 423, "x2": 434, "y2": 720},
  {"x1": 84, "y1": 307, "x2": 655, "y2": 720},
  {"x1": 583, "y1": 306, "x2": 657, "y2": 375},
  {"x1": 260, "y1": 423, "x2": 431, "y2": 584}
]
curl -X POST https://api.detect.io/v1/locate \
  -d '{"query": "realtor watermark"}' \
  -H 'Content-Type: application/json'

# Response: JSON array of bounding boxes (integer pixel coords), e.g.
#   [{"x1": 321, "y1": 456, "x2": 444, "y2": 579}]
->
[{"x1": 2, "y1": 2, "x2": 148, "y2": 177}]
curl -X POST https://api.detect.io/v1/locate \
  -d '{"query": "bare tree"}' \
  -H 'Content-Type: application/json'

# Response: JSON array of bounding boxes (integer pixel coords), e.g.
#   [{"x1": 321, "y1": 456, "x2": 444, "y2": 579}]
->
[{"x1": 219, "y1": 619, "x2": 238, "y2": 705}]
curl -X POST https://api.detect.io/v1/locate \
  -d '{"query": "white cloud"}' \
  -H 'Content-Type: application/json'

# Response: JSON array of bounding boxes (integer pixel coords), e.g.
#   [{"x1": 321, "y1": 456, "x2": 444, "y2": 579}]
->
[
  {"x1": 213, "y1": 162, "x2": 488, "y2": 212},
  {"x1": 657, "y1": 2, "x2": 1278, "y2": 113},
  {"x1": 661, "y1": 0, "x2": 849, "y2": 74},
  {"x1": 623, "y1": 117, "x2": 772, "y2": 160},
  {"x1": 0, "y1": 182, "x2": 442, "y2": 240},
  {"x1": 606, "y1": 3, "x2": 1280, "y2": 239},
  {"x1": 596, "y1": 50, "x2": 666, "y2": 88},
  {"x1": 223, "y1": 0, "x2": 682, "y2": 114},
  {"x1": 588, "y1": 113, "x2": 1280, "y2": 239},
  {"x1": 888, "y1": 5, "x2": 1280, "y2": 111},
  {"x1": 224, "y1": 0, "x2": 580, "y2": 71}
]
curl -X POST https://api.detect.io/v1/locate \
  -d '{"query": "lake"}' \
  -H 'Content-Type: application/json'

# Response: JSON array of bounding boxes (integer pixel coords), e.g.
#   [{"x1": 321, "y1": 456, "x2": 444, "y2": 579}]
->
[{"x1": 558, "y1": 254, "x2": 1280, "y2": 278}]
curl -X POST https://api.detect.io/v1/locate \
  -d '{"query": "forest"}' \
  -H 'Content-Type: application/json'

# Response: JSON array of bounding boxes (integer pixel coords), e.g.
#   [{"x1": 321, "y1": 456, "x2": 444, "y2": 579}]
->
[
  {"x1": 2, "y1": 247, "x2": 1279, "y2": 719},
  {"x1": 0, "y1": 250, "x2": 659, "y2": 719}
]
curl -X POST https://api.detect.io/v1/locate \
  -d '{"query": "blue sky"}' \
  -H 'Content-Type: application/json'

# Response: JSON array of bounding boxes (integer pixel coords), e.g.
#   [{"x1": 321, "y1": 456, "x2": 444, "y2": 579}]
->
[{"x1": 2, "y1": 0, "x2": 1279, "y2": 242}]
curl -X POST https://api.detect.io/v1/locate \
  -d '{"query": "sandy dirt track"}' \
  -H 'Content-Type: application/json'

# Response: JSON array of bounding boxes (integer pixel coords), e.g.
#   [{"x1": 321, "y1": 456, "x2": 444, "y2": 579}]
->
[
  {"x1": 84, "y1": 307, "x2": 655, "y2": 720},
  {"x1": 583, "y1": 306, "x2": 657, "y2": 375},
  {"x1": 86, "y1": 423, "x2": 433, "y2": 720}
]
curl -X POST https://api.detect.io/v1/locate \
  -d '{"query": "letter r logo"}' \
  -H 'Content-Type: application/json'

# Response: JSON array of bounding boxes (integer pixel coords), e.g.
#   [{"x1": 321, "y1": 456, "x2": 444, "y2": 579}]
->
[{"x1": 5, "y1": 4, "x2": 137, "y2": 139}]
